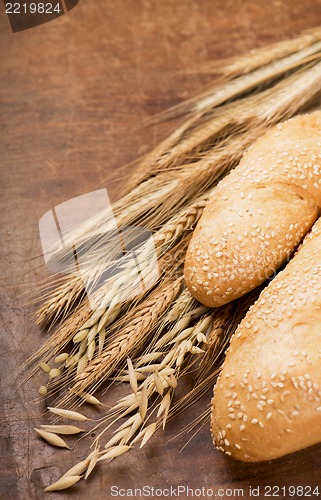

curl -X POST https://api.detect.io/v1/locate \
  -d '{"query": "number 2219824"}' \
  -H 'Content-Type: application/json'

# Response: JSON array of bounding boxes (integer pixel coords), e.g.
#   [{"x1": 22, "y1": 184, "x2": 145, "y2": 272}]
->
[{"x1": 6, "y1": 3, "x2": 61, "y2": 14}]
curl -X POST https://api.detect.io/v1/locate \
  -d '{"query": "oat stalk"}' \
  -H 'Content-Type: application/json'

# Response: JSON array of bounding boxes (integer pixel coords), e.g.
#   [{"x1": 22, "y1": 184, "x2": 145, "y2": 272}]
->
[{"x1": 56, "y1": 276, "x2": 184, "y2": 407}]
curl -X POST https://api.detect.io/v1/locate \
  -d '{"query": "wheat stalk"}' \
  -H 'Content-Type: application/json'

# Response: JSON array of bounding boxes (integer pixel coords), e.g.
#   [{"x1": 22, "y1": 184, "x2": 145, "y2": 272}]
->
[
  {"x1": 159, "y1": 27, "x2": 321, "y2": 120},
  {"x1": 36, "y1": 173, "x2": 175, "y2": 280},
  {"x1": 55, "y1": 276, "x2": 183, "y2": 407},
  {"x1": 35, "y1": 275, "x2": 86, "y2": 327},
  {"x1": 159, "y1": 59, "x2": 321, "y2": 170},
  {"x1": 204, "y1": 26, "x2": 321, "y2": 78},
  {"x1": 127, "y1": 39, "x2": 321, "y2": 190},
  {"x1": 198, "y1": 303, "x2": 234, "y2": 377},
  {"x1": 36, "y1": 194, "x2": 209, "y2": 327}
]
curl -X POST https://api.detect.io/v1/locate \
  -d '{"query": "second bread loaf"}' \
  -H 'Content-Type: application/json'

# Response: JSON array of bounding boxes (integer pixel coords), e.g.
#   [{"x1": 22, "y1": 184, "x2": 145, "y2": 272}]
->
[{"x1": 211, "y1": 216, "x2": 321, "y2": 461}]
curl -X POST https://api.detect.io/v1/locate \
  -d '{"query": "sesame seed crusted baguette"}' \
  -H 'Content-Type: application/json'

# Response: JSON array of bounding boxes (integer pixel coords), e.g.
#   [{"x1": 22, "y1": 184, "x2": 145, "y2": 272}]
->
[
  {"x1": 211, "y1": 216, "x2": 321, "y2": 462},
  {"x1": 184, "y1": 111, "x2": 321, "y2": 307}
]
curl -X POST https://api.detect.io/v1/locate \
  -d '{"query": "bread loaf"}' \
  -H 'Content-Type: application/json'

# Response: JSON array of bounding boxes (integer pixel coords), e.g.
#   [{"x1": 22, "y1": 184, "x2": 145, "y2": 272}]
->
[
  {"x1": 211, "y1": 217, "x2": 321, "y2": 461},
  {"x1": 184, "y1": 111, "x2": 321, "y2": 307}
]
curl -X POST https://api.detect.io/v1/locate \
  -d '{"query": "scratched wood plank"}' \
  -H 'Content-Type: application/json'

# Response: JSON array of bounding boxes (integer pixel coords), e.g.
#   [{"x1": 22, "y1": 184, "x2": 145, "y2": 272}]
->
[{"x1": 1, "y1": 1, "x2": 321, "y2": 498}]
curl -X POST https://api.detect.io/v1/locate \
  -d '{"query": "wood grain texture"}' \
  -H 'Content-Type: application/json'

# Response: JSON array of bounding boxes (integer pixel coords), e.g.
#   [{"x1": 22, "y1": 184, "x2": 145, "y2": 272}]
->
[{"x1": 1, "y1": 1, "x2": 321, "y2": 498}]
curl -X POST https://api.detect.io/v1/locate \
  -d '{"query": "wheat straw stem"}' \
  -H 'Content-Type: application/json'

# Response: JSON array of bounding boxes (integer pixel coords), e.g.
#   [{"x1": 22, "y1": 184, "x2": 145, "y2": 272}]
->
[
  {"x1": 57, "y1": 277, "x2": 183, "y2": 406},
  {"x1": 215, "y1": 27, "x2": 321, "y2": 78},
  {"x1": 36, "y1": 184, "x2": 207, "y2": 327},
  {"x1": 126, "y1": 41, "x2": 321, "y2": 190}
]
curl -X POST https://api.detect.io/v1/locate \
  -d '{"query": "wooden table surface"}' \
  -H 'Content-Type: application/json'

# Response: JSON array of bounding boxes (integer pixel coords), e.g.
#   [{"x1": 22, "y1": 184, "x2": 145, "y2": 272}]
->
[{"x1": 2, "y1": 1, "x2": 321, "y2": 499}]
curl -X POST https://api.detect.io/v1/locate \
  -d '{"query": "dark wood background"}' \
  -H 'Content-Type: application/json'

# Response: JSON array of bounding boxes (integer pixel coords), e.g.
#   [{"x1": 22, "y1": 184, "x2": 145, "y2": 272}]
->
[{"x1": 2, "y1": 1, "x2": 321, "y2": 499}]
